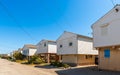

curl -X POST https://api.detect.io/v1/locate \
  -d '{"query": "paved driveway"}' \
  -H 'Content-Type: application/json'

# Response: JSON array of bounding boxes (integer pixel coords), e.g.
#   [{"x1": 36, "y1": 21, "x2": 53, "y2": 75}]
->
[{"x1": 0, "y1": 59, "x2": 57, "y2": 75}]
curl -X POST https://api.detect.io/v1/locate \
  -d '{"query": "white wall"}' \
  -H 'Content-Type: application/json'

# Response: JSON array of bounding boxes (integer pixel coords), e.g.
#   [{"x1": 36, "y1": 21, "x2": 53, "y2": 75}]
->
[
  {"x1": 22, "y1": 45, "x2": 37, "y2": 56},
  {"x1": 78, "y1": 37, "x2": 98, "y2": 55},
  {"x1": 92, "y1": 6, "x2": 120, "y2": 47},
  {"x1": 36, "y1": 40, "x2": 48, "y2": 54},
  {"x1": 22, "y1": 46, "x2": 28, "y2": 56},
  {"x1": 28, "y1": 49, "x2": 37, "y2": 56},
  {"x1": 48, "y1": 42, "x2": 57, "y2": 53},
  {"x1": 22, "y1": 49, "x2": 28, "y2": 56},
  {"x1": 36, "y1": 40, "x2": 57, "y2": 54},
  {"x1": 57, "y1": 32, "x2": 78, "y2": 55}
]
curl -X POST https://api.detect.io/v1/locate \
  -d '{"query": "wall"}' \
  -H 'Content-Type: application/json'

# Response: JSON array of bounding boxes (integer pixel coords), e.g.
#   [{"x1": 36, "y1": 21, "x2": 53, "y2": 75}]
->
[
  {"x1": 99, "y1": 47, "x2": 120, "y2": 71},
  {"x1": 57, "y1": 32, "x2": 78, "y2": 55},
  {"x1": 78, "y1": 55, "x2": 95, "y2": 65},
  {"x1": 78, "y1": 37, "x2": 98, "y2": 55},
  {"x1": 29, "y1": 49, "x2": 37, "y2": 56},
  {"x1": 92, "y1": 6, "x2": 120, "y2": 47},
  {"x1": 62, "y1": 55, "x2": 77, "y2": 65},
  {"x1": 22, "y1": 49, "x2": 28, "y2": 56},
  {"x1": 36, "y1": 40, "x2": 48, "y2": 54},
  {"x1": 48, "y1": 42, "x2": 57, "y2": 53},
  {"x1": 62, "y1": 54, "x2": 96, "y2": 66}
]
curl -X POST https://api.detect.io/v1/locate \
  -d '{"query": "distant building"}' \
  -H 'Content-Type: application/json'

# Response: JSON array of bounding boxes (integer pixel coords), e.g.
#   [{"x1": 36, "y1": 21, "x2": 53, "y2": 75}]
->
[
  {"x1": 9, "y1": 50, "x2": 17, "y2": 58},
  {"x1": 17, "y1": 48, "x2": 23, "y2": 54},
  {"x1": 36, "y1": 40, "x2": 59, "y2": 63},
  {"x1": 0, "y1": 54, "x2": 9, "y2": 57},
  {"x1": 92, "y1": 4, "x2": 120, "y2": 71},
  {"x1": 22, "y1": 44, "x2": 37, "y2": 56},
  {"x1": 57, "y1": 31, "x2": 98, "y2": 66}
]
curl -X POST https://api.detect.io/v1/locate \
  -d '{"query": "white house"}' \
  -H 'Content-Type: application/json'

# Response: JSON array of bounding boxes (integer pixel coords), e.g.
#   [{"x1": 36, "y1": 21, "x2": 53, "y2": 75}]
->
[
  {"x1": 92, "y1": 4, "x2": 120, "y2": 71},
  {"x1": 36, "y1": 40, "x2": 59, "y2": 63},
  {"x1": 57, "y1": 31, "x2": 98, "y2": 66},
  {"x1": 10, "y1": 51, "x2": 14, "y2": 58},
  {"x1": 9, "y1": 50, "x2": 17, "y2": 59},
  {"x1": 17, "y1": 48, "x2": 23, "y2": 54},
  {"x1": 22, "y1": 44, "x2": 37, "y2": 56}
]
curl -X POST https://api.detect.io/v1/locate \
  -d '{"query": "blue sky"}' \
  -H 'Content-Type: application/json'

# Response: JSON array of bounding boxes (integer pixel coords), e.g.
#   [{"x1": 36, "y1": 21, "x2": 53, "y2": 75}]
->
[{"x1": 0, "y1": 0, "x2": 119, "y2": 54}]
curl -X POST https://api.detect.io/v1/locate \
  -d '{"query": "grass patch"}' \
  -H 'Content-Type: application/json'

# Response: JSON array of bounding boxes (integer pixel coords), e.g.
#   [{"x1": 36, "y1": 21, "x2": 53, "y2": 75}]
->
[{"x1": 16, "y1": 60, "x2": 28, "y2": 63}]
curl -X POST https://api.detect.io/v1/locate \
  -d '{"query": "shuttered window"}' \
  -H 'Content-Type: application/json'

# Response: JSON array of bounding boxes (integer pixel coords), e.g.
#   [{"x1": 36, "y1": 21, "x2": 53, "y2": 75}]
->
[
  {"x1": 104, "y1": 49, "x2": 110, "y2": 58},
  {"x1": 101, "y1": 23, "x2": 109, "y2": 36}
]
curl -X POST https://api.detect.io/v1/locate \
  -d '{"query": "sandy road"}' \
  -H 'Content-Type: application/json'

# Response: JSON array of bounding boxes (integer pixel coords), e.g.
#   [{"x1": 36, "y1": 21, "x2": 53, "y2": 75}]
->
[
  {"x1": 0, "y1": 59, "x2": 57, "y2": 75},
  {"x1": 1, "y1": 59, "x2": 119, "y2": 75}
]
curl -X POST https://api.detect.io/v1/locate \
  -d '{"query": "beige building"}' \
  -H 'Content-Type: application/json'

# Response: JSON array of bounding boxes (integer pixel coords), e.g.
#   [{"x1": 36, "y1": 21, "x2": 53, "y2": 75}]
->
[
  {"x1": 92, "y1": 5, "x2": 120, "y2": 71},
  {"x1": 36, "y1": 40, "x2": 59, "y2": 63},
  {"x1": 57, "y1": 31, "x2": 98, "y2": 66}
]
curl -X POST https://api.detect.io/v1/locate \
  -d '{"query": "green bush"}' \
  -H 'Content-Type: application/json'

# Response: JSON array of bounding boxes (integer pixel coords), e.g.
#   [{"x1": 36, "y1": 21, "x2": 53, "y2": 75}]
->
[
  {"x1": 7, "y1": 57, "x2": 12, "y2": 60},
  {"x1": 50, "y1": 62, "x2": 70, "y2": 68},
  {"x1": 13, "y1": 52, "x2": 25, "y2": 60},
  {"x1": 63, "y1": 64, "x2": 70, "y2": 68},
  {"x1": 28, "y1": 55, "x2": 44, "y2": 64},
  {"x1": 33, "y1": 58, "x2": 44, "y2": 64},
  {"x1": 50, "y1": 62, "x2": 60, "y2": 66},
  {"x1": 1, "y1": 56, "x2": 11, "y2": 59}
]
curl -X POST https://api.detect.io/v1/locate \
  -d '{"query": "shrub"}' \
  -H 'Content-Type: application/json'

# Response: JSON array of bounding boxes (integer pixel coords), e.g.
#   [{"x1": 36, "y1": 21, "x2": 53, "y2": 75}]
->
[
  {"x1": 50, "y1": 62, "x2": 60, "y2": 67},
  {"x1": 7, "y1": 57, "x2": 12, "y2": 61},
  {"x1": 63, "y1": 64, "x2": 70, "y2": 68},
  {"x1": 1, "y1": 56, "x2": 11, "y2": 59},
  {"x1": 50, "y1": 62, "x2": 70, "y2": 68},
  {"x1": 33, "y1": 58, "x2": 44, "y2": 64},
  {"x1": 13, "y1": 52, "x2": 25, "y2": 60},
  {"x1": 28, "y1": 55, "x2": 44, "y2": 64}
]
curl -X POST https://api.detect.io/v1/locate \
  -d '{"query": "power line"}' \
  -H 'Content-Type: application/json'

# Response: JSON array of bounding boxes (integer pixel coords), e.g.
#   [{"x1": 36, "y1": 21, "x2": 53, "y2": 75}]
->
[
  {"x1": 0, "y1": 1, "x2": 38, "y2": 42},
  {"x1": 110, "y1": 0, "x2": 115, "y2": 6}
]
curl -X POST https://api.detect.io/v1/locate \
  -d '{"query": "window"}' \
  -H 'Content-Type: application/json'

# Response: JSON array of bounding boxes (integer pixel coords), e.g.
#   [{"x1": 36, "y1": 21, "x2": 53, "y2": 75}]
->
[
  {"x1": 101, "y1": 23, "x2": 109, "y2": 36},
  {"x1": 86, "y1": 55, "x2": 92, "y2": 59},
  {"x1": 104, "y1": 49, "x2": 110, "y2": 58},
  {"x1": 60, "y1": 45, "x2": 62, "y2": 48},
  {"x1": 69, "y1": 42, "x2": 73, "y2": 46},
  {"x1": 44, "y1": 43, "x2": 46, "y2": 47}
]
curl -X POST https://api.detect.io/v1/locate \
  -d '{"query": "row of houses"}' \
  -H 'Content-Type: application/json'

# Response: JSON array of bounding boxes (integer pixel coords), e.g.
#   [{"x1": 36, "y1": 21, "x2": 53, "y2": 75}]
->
[
  {"x1": 10, "y1": 31, "x2": 98, "y2": 66},
  {"x1": 10, "y1": 4, "x2": 120, "y2": 71}
]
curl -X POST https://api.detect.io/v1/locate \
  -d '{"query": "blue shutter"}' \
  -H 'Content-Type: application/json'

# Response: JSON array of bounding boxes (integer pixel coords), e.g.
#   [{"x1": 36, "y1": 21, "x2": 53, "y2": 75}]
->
[{"x1": 104, "y1": 49, "x2": 110, "y2": 58}]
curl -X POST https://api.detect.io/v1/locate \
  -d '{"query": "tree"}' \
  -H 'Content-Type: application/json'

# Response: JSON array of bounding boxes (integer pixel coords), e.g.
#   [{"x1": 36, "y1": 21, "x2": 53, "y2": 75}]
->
[{"x1": 13, "y1": 51, "x2": 25, "y2": 60}]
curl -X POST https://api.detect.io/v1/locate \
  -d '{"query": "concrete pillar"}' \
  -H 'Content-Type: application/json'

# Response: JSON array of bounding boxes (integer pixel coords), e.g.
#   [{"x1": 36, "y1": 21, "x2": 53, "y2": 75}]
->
[
  {"x1": 59, "y1": 55, "x2": 62, "y2": 62},
  {"x1": 47, "y1": 54, "x2": 50, "y2": 63},
  {"x1": 77, "y1": 55, "x2": 79, "y2": 66}
]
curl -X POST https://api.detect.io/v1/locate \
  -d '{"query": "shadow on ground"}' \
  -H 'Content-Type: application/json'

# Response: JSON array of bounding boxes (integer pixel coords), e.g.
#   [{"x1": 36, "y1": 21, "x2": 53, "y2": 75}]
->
[
  {"x1": 55, "y1": 66, "x2": 120, "y2": 75},
  {"x1": 34, "y1": 65, "x2": 57, "y2": 69}
]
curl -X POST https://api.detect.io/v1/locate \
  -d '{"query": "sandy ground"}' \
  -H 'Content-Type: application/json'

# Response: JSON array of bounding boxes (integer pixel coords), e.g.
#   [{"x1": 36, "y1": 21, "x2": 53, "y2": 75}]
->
[
  {"x1": 0, "y1": 59, "x2": 57, "y2": 75},
  {"x1": 0, "y1": 59, "x2": 120, "y2": 75}
]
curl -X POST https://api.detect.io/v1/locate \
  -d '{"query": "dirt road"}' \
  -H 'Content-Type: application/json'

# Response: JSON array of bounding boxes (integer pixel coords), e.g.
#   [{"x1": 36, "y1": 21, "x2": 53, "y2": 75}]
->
[
  {"x1": 0, "y1": 59, "x2": 57, "y2": 75},
  {"x1": 0, "y1": 59, "x2": 120, "y2": 75}
]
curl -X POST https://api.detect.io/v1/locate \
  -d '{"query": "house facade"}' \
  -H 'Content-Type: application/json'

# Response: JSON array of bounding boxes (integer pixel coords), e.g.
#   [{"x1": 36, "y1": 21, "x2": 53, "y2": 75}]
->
[
  {"x1": 22, "y1": 44, "x2": 37, "y2": 56},
  {"x1": 92, "y1": 5, "x2": 120, "y2": 71},
  {"x1": 36, "y1": 40, "x2": 59, "y2": 63},
  {"x1": 57, "y1": 31, "x2": 98, "y2": 66},
  {"x1": 18, "y1": 48, "x2": 23, "y2": 54}
]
